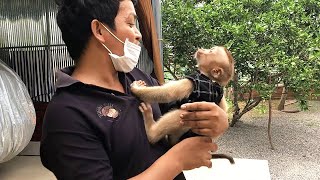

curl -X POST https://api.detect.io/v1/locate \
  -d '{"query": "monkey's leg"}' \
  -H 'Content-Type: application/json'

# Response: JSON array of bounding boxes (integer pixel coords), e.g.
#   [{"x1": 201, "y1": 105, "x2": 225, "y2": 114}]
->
[
  {"x1": 139, "y1": 103, "x2": 189, "y2": 144},
  {"x1": 138, "y1": 102, "x2": 158, "y2": 143},
  {"x1": 131, "y1": 79, "x2": 193, "y2": 103},
  {"x1": 218, "y1": 95, "x2": 228, "y2": 112}
]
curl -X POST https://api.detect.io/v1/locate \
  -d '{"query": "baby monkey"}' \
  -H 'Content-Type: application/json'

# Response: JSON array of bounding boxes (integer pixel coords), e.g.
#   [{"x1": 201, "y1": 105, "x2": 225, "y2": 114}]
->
[{"x1": 131, "y1": 46, "x2": 235, "y2": 164}]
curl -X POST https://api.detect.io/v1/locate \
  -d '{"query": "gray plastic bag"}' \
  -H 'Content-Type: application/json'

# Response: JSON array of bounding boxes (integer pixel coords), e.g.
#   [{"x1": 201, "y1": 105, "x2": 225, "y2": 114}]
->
[{"x1": 0, "y1": 60, "x2": 36, "y2": 163}]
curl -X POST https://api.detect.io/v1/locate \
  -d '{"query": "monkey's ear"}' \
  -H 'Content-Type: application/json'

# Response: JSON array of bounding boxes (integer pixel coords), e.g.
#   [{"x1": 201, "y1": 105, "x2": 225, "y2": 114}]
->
[{"x1": 211, "y1": 68, "x2": 223, "y2": 79}]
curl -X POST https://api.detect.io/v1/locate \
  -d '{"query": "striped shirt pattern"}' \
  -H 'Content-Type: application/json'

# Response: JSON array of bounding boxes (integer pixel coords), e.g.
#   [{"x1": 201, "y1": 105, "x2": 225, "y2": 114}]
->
[{"x1": 185, "y1": 71, "x2": 224, "y2": 104}]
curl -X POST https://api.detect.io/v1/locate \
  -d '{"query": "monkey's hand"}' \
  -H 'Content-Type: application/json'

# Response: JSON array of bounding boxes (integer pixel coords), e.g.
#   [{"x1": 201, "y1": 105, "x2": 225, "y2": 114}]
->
[
  {"x1": 131, "y1": 80, "x2": 149, "y2": 101},
  {"x1": 131, "y1": 80, "x2": 147, "y2": 89}
]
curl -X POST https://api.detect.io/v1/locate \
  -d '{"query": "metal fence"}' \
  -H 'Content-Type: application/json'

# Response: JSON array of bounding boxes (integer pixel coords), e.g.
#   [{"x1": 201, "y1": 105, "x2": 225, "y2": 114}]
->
[
  {"x1": 0, "y1": 0, "x2": 154, "y2": 102},
  {"x1": 0, "y1": 0, "x2": 72, "y2": 102}
]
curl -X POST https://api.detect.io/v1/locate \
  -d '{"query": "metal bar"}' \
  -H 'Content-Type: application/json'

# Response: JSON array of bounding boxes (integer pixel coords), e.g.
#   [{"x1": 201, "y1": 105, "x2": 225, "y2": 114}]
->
[{"x1": 0, "y1": 44, "x2": 66, "y2": 50}]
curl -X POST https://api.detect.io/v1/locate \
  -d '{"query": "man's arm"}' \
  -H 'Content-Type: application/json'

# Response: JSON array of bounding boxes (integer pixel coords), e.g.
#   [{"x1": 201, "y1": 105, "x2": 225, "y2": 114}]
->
[
  {"x1": 129, "y1": 137, "x2": 218, "y2": 180},
  {"x1": 40, "y1": 105, "x2": 113, "y2": 180}
]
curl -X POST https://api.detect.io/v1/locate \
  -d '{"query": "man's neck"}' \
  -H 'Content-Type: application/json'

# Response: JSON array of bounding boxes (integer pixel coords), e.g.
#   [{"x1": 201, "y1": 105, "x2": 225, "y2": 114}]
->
[{"x1": 71, "y1": 51, "x2": 124, "y2": 92}]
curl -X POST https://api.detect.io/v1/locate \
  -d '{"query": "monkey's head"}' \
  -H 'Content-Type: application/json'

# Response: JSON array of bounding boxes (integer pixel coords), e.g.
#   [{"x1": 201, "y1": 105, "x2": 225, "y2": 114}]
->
[{"x1": 194, "y1": 46, "x2": 235, "y2": 86}]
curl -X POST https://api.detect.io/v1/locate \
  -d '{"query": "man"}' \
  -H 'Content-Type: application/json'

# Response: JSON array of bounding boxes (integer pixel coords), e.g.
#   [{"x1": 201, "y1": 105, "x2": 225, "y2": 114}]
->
[{"x1": 40, "y1": 0, "x2": 229, "y2": 179}]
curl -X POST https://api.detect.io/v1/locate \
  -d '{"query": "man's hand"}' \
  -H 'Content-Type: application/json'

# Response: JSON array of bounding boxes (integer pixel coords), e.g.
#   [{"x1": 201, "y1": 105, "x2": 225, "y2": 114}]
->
[
  {"x1": 169, "y1": 136, "x2": 218, "y2": 170},
  {"x1": 179, "y1": 102, "x2": 229, "y2": 138}
]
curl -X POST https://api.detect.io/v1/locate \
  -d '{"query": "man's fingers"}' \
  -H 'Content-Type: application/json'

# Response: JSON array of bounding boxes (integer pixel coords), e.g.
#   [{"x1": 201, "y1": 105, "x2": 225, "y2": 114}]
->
[
  {"x1": 205, "y1": 160, "x2": 212, "y2": 168},
  {"x1": 181, "y1": 102, "x2": 217, "y2": 111},
  {"x1": 198, "y1": 136, "x2": 212, "y2": 143},
  {"x1": 198, "y1": 137, "x2": 218, "y2": 150},
  {"x1": 191, "y1": 128, "x2": 213, "y2": 137},
  {"x1": 180, "y1": 110, "x2": 217, "y2": 121},
  {"x1": 181, "y1": 119, "x2": 210, "y2": 128}
]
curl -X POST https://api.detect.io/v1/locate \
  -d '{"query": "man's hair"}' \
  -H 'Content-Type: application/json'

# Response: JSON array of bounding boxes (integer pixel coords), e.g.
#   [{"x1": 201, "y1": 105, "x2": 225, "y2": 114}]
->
[{"x1": 55, "y1": 0, "x2": 137, "y2": 63}]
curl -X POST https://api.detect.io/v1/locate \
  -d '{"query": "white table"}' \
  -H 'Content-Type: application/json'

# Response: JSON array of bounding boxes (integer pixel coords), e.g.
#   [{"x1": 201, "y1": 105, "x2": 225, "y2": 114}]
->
[{"x1": 184, "y1": 158, "x2": 271, "y2": 180}]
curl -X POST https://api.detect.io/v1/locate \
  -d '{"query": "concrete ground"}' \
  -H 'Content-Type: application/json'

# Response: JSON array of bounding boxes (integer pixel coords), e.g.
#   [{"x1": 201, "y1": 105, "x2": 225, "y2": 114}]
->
[
  {"x1": 217, "y1": 100, "x2": 320, "y2": 180},
  {"x1": 0, "y1": 142, "x2": 56, "y2": 180},
  {"x1": 0, "y1": 142, "x2": 271, "y2": 180},
  {"x1": 0, "y1": 155, "x2": 56, "y2": 180}
]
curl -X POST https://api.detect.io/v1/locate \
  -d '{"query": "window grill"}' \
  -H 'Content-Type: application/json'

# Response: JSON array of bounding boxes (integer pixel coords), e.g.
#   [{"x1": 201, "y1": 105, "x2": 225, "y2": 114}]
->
[{"x1": 0, "y1": 0, "x2": 155, "y2": 102}]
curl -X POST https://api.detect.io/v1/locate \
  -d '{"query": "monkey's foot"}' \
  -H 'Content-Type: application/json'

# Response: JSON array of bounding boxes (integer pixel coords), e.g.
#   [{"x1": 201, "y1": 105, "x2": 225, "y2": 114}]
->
[{"x1": 138, "y1": 102, "x2": 154, "y2": 121}]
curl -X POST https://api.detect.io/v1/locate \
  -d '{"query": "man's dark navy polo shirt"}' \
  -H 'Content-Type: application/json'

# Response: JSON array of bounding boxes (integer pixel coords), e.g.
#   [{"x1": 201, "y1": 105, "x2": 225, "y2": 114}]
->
[{"x1": 40, "y1": 67, "x2": 185, "y2": 180}]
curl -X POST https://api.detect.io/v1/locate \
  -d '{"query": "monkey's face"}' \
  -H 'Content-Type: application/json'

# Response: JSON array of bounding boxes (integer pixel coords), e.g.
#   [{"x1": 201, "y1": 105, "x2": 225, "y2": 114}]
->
[
  {"x1": 194, "y1": 46, "x2": 229, "y2": 67},
  {"x1": 195, "y1": 46, "x2": 233, "y2": 86},
  {"x1": 195, "y1": 46, "x2": 229, "y2": 71}
]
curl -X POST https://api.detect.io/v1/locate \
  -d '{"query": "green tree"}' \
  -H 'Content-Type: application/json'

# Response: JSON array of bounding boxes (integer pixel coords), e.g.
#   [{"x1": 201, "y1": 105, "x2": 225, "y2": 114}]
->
[{"x1": 162, "y1": 0, "x2": 320, "y2": 125}]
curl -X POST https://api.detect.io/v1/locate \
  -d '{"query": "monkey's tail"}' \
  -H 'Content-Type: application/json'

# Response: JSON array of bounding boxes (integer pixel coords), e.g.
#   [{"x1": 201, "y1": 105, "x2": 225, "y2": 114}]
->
[{"x1": 211, "y1": 154, "x2": 235, "y2": 164}]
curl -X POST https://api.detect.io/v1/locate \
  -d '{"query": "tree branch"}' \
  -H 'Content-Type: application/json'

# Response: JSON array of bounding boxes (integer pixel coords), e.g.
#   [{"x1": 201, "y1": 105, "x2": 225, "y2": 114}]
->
[{"x1": 164, "y1": 64, "x2": 178, "y2": 80}]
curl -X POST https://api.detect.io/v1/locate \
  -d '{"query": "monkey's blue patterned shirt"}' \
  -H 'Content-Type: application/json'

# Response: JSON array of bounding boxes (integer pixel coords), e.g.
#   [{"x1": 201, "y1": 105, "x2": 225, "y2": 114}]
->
[
  {"x1": 185, "y1": 71, "x2": 224, "y2": 104},
  {"x1": 171, "y1": 71, "x2": 224, "y2": 141},
  {"x1": 167, "y1": 71, "x2": 224, "y2": 109}
]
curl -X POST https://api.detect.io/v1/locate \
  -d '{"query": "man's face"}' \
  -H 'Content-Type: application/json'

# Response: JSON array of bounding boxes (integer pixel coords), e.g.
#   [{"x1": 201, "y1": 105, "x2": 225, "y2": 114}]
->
[{"x1": 110, "y1": 0, "x2": 142, "y2": 56}]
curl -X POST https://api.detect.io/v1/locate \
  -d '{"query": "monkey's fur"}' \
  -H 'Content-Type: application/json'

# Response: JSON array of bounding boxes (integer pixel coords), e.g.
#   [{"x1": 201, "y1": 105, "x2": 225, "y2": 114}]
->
[{"x1": 131, "y1": 46, "x2": 235, "y2": 164}]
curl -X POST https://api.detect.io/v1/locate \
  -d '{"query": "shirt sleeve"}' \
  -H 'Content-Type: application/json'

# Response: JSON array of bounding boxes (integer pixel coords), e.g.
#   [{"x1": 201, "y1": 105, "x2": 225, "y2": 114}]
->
[{"x1": 40, "y1": 103, "x2": 113, "y2": 180}]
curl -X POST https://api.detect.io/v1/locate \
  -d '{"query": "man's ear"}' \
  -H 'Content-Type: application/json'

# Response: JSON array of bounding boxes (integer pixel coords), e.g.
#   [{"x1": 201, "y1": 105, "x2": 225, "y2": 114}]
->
[
  {"x1": 91, "y1": 19, "x2": 106, "y2": 43},
  {"x1": 210, "y1": 68, "x2": 223, "y2": 79}
]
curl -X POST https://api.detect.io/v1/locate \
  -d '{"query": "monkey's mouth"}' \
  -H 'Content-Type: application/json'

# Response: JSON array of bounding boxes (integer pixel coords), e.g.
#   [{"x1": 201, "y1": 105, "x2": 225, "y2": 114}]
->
[{"x1": 194, "y1": 48, "x2": 207, "y2": 59}]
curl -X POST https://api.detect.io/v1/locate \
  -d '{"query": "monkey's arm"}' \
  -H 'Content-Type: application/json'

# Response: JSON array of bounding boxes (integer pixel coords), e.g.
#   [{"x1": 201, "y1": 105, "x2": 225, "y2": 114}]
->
[
  {"x1": 131, "y1": 79, "x2": 193, "y2": 103},
  {"x1": 218, "y1": 95, "x2": 228, "y2": 112},
  {"x1": 214, "y1": 97, "x2": 235, "y2": 164}
]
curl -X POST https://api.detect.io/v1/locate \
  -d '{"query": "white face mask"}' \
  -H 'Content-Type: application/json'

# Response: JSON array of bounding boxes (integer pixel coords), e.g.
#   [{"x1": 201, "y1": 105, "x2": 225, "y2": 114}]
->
[{"x1": 99, "y1": 23, "x2": 141, "y2": 73}]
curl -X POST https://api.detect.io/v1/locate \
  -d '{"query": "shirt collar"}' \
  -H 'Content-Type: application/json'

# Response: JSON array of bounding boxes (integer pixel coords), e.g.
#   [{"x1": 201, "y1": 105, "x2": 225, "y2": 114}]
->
[
  {"x1": 55, "y1": 66, "x2": 130, "y2": 92},
  {"x1": 197, "y1": 70, "x2": 221, "y2": 86},
  {"x1": 55, "y1": 66, "x2": 80, "y2": 89},
  {"x1": 198, "y1": 71, "x2": 211, "y2": 81}
]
